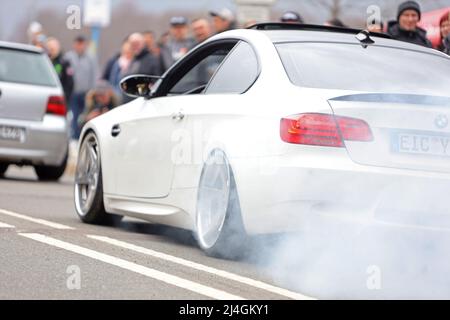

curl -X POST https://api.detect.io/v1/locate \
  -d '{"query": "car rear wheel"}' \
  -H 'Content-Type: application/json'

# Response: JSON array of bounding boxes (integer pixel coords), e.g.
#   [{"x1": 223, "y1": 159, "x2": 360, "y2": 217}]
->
[
  {"x1": 0, "y1": 163, "x2": 9, "y2": 177},
  {"x1": 74, "y1": 132, "x2": 122, "y2": 225},
  {"x1": 195, "y1": 149, "x2": 247, "y2": 260},
  {"x1": 34, "y1": 152, "x2": 68, "y2": 181}
]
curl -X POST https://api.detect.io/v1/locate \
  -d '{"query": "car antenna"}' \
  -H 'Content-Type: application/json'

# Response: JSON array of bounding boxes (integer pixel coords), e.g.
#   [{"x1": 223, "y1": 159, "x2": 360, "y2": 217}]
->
[{"x1": 355, "y1": 30, "x2": 375, "y2": 49}]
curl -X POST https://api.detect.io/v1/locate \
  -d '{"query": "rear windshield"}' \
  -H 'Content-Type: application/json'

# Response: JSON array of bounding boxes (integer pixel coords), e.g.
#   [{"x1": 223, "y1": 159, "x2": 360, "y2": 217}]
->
[
  {"x1": 0, "y1": 48, "x2": 57, "y2": 87},
  {"x1": 276, "y1": 42, "x2": 450, "y2": 96}
]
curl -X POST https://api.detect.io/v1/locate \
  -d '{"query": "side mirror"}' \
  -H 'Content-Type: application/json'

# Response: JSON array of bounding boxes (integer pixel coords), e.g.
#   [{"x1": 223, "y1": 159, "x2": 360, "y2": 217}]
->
[{"x1": 120, "y1": 74, "x2": 162, "y2": 99}]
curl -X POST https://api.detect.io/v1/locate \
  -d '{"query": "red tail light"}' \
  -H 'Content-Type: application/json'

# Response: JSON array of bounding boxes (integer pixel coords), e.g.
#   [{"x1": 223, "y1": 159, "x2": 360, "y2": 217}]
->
[
  {"x1": 280, "y1": 113, "x2": 373, "y2": 147},
  {"x1": 46, "y1": 96, "x2": 67, "y2": 116}
]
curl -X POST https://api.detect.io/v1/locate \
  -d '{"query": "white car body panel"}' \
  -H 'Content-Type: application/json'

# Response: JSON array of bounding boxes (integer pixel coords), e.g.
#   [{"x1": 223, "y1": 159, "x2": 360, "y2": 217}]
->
[{"x1": 79, "y1": 28, "x2": 450, "y2": 235}]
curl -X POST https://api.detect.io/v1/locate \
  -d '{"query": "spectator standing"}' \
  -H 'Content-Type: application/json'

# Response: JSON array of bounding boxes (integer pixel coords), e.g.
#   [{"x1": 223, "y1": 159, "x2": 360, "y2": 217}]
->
[
  {"x1": 64, "y1": 35, "x2": 98, "y2": 139},
  {"x1": 209, "y1": 8, "x2": 236, "y2": 34},
  {"x1": 387, "y1": 1, "x2": 432, "y2": 48},
  {"x1": 158, "y1": 32, "x2": 170, "y2": 49},
  {"x1": 127, "y1": 32, "x2": 162, "y2": 76},
  {"x1": 143, "y1": 30, "x2": 161, "y2": 58},
  {"x1": 28, "y1": 22, "x2": 44, "y2": 46},
  {"x1": 102, "y1": 40, "x2": 133, "y2": 99},
  {"x1": 191, "y1": 18, "x2": 213, "y2": 45},
  {"x1": 46, "y1": 37, "x2": 74, "y2": 101},
  {"x1": 161, "y1": 17, "x2": 195, "y2": 71},
  {"x1": 438, "y1": 11, "x2": 450, "y2": 54},
  {"x1": 122, "y1": 32, "x2": 162, "y2": 103}
]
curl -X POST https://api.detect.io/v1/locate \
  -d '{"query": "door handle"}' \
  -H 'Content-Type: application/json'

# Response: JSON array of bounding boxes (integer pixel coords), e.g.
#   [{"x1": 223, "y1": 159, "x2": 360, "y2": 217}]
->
[
  {"x1": 172, "y1": 111, "x2": 185, "y2": 121},
  {"x1": 111, "y1": 124, "x2": 121, "y2": 137}
]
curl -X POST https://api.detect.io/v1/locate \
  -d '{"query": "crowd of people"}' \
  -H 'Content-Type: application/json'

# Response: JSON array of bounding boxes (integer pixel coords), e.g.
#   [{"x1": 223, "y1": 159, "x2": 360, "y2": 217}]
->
[{"x1": 28, "y1": 1, "x2": 450, "y2": 140}]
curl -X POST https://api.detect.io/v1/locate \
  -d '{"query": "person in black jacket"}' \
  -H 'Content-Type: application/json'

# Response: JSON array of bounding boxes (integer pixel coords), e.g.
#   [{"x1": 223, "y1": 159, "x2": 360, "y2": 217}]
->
[
  {"x1": 46, "y1": 37, "x2": 74, "y2": 100},
  {"x1": 121, "y1": 33, "x2": 161, "y2": 102},
  {"x1": 127, "y1": 32, "x2": 162, "y2": 77},
  {"x1": 387, "y1": 1, "x2": 432, "y2": 48},
  {"x1": 102, "y1": 52, "x2": 120, "y2": 83}
]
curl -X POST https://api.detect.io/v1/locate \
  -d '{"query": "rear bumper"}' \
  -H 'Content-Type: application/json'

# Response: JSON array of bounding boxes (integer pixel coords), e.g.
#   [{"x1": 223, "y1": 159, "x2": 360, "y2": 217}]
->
[
  {"x1": 233, "y1": 147, "x2": 450, "y2": 235},
  {"x1": 0, "y1": 115, "x2": 69, "y2": 166}
]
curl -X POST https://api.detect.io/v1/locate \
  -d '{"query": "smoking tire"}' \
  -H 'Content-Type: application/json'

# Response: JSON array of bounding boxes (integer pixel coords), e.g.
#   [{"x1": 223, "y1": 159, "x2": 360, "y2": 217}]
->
[{"x1": 195, "y1": 149, "x2": 248, "y2": 260}]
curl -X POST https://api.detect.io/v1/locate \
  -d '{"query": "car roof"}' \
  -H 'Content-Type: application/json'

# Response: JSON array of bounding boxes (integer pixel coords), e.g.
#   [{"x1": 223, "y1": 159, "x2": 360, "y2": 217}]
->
[
  {"x1": 0, "y1": 41, "x2": 43, "y2": 54},
  {"x1": 238, "y1": 23, "x2": 441, "y2": 55},
  {"x1": 266, "y1": 30, "x2": 431, "y2": 51}
]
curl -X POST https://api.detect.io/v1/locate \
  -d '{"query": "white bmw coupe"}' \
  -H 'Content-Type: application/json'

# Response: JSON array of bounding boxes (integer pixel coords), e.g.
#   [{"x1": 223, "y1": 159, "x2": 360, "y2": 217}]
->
[{"x1": 74, "y1": 24, "x2": 450, "y2": 259}]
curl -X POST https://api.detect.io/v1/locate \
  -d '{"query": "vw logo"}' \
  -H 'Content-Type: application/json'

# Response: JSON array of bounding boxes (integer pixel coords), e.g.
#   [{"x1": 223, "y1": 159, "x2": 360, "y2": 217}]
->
[{"x1": 435, "y1": 114, "x2": 448, "y2": 129}]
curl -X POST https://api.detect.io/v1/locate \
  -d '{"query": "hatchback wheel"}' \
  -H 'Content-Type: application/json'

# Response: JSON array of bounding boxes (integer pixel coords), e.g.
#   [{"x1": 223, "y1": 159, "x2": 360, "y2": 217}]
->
[
  {"x1": 74, "y1": 132, "x2": 121, "y2": 225},
  {"x1": 196, "y1": 149, "x2": 247, "y2": 259},
  {"x1": 34, "y1": 151, "x2": 68, "y2": 181},
  {"x1": 0, "y1": 163, "x2": 9, "y2": 177}
]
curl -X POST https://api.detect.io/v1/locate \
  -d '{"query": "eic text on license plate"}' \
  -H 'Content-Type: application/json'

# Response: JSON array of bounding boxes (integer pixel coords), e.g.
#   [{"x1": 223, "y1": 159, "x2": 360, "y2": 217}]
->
[{"x1": 392, "y1": 131, "x2": 450, "y2": 157}]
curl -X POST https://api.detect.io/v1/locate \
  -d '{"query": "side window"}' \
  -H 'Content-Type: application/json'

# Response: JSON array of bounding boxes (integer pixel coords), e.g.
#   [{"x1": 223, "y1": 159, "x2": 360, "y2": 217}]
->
[
  {"x1": 205, "y1": 41, "x2": 258, "y2": 94},
  {"x1": 168, "y1": 48, "x2": 234, "y2": 95}
]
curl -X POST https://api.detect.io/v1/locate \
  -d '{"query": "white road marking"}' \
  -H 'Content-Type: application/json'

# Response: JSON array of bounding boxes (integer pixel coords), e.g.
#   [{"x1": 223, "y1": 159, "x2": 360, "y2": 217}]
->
[
  {"x1": 0, "y1": 221, "x2": 15, "y2": 228},
  {"x1": 88, "y1": 235, "x2": 314, "y2": 300},
  {"x1": 19, "y1": 233, "x2": 244, "y2": 300},
  {"x1": 0, "y1": 208, "x2": 74, "y2": 230}
]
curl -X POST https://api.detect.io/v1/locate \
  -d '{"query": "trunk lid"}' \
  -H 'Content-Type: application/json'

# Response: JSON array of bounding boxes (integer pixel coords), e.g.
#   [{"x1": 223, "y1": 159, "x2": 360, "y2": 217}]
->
[
  {"x1": 0, "y1": 81, "x2": 60, "y2": 121},
  {"x1": 0, "y1": 47, "x2": 60, "y2": 121},
  {"x1": 329, "y1": 93, "x2": 450, "y2": 173}
]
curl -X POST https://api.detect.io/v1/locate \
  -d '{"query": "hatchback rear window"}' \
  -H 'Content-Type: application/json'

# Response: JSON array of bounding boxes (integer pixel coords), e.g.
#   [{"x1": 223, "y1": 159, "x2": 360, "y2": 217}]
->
[
  {"x1": 0, "y1": 48, "x2": 57, "y2": 87},
  {"x1": 276, "y1": 42, "x2": 450, "y2": 96}
]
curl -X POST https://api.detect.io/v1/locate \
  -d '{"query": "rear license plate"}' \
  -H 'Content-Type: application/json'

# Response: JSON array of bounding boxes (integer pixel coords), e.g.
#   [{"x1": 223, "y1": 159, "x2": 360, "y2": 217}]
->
[
  {"x1": 393, "y1": 132, "x2": 450, "y2": 157},
  {"x1": 0, "y1": 125, "x2": 26, "y2": 142}
]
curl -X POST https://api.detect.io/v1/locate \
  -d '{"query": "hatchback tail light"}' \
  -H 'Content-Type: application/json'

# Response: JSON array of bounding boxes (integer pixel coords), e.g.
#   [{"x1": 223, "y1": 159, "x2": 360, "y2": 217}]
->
[
  {"x1": 280, "y1": 113, "x2": 373, "y2": 147},
  {"x1": 46, "y1": 96, "x2": 67, "y2": 116}
]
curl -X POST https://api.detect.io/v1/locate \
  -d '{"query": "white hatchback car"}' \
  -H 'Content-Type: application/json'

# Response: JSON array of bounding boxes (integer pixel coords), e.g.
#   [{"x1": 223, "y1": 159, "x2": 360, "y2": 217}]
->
[
  {"x1": 74, "y1": 24, "x2": 450, "y2": 258},
  {"x1": 0, "y1": 41, "x2": 69, "y2": 180}
]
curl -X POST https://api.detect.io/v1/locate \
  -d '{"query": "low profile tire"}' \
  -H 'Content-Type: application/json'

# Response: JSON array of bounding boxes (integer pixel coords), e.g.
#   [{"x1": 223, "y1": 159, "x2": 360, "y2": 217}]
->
[
  {"x1": 0, "y1": 163, "x2": 9, "y2": 177},
  {"x1": 34, "y1": 151, "x2": 68, "y2": 181},
  {"x1": 74, "y1": 132, "x2": 122, "y2": 225},
  {"x1": 195, "y1": 149, "x2": 248, "y2": 260}
]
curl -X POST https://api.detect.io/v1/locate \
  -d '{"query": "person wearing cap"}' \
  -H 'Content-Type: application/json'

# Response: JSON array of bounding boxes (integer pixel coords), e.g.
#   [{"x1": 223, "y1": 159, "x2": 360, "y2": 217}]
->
[
  {"x1": 64, "y1": 35, "x2": 98, "y2": 139},
  {"x1": 438, "y1": 11, "x2": 450, "y2": 55},
  {"x1": 209, "y1": 8, "x2": 236, "y2": 34},
  {"x1": 280, "y1": 11, "x2": 304, "y2": 24},
  {"x1": 161, "y1": 17, "x2": 195, "y2": 71},
  {"x1": 387, "y1": 1, "x2": 432, "y2": 48}
]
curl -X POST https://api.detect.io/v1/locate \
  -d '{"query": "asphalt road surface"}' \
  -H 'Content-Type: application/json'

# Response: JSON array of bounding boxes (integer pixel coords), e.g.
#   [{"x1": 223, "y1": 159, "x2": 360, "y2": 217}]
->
[{"x1": 0, "y1": 166, "x2": 314, "y2": 300}]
